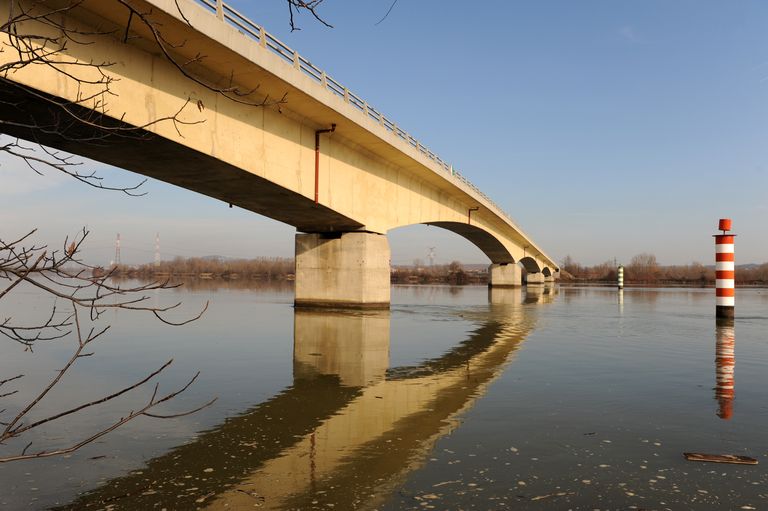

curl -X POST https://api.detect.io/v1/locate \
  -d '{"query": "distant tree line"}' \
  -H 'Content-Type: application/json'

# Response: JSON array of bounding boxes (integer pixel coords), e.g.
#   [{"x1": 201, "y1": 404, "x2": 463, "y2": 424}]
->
[
  {"x1": 106, "y1": 256, "x2": 295, "y2": 280},
  {"x1": 561, "y1": 253, "x2": 768, "y2": 285},
  {"x1": 105, "y1": 258, "x2": 489, "y2": 285},
  {"x1": 391, "y1": 261, "x2": 486, "y2": 285}
]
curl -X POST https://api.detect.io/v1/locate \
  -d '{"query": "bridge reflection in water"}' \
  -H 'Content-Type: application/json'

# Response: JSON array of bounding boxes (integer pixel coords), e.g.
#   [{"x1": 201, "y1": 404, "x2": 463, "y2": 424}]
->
[{"x1": 59, "y1": 286, "x2": 557, "y2": 510}]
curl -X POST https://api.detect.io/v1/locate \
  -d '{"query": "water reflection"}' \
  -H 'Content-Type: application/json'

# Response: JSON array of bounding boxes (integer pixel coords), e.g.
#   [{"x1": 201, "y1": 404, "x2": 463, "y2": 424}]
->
[
  {"x1": 488, "y1": 286, "x2": 522, "y2": 306},
  {"x1": 59, "y1": 296, "x2": 546, "y2": 510},
  {"x1": 524, "y1": 283, "x2": 558, "y2": 304},
  {"x1": 294, "y1": 310, "x2": 390, "y2": 387},
  {"x1": 715, "y1": 320, "x2": 735, "y2": 420}
]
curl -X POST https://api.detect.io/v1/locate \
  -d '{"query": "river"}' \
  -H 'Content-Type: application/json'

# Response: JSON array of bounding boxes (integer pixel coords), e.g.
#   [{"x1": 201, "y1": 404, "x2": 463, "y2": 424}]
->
[{"x1": 1, "y1": 283, "x2": 767, "y2": 510}]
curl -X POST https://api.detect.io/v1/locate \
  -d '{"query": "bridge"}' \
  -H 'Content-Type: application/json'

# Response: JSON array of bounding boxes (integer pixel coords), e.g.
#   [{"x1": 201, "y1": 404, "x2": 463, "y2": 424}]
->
[{"x1": 0, "y1": 0, "x2": 559, "y2": 308}]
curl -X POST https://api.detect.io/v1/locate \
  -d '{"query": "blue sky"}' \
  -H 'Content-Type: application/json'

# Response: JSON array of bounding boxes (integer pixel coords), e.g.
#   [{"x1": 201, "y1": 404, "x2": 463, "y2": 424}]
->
[{"x1": 2, "y1": 0, "x2": 767, "y2": 266}]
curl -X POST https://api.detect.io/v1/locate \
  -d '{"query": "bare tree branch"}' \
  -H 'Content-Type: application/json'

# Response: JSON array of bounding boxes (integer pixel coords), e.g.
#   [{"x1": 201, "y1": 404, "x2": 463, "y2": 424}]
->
[
  {"x1": 0, "y1": 228, "x2": 211, "y2": 463},
  {"x1": 286, "y1": 0, "x2": 332, "y2": 31}
]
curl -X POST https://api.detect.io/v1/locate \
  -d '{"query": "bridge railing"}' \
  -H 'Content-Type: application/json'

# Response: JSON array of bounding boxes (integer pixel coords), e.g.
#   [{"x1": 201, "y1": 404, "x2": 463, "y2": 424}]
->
[{"x1": 192, "y1": 0, "x2": 517, "y2": 227}]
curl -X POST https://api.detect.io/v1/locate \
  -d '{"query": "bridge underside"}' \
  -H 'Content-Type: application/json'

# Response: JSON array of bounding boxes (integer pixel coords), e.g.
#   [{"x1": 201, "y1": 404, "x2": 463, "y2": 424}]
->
[
  {"x1": 427, "y1": 222, "x2": 515, "y2": 264},
  {"x1": 0, "y1": 81, "x2": 363, "y2": 233}
]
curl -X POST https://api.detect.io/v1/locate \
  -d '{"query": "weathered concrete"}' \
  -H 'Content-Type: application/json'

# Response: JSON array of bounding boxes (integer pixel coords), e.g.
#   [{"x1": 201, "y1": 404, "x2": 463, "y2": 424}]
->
[
  {"x1": 544, "y1": 274, "x2": 555, "y2": 283},
  {"x1": 294, "y1": 232, "x2": 390, "y2": 309},
  {"x1": 489, "y1": 263, "x2": 522, "y2": 288},
  {"x1": 526, "y1": 272, "x2": 545, "y2": 285}
]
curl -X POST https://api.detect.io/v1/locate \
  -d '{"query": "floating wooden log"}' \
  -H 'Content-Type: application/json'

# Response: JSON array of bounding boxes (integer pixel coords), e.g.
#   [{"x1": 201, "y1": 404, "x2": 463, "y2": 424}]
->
[{"x1": 683, "y1": 452, "x2": 758, "y2": 465}]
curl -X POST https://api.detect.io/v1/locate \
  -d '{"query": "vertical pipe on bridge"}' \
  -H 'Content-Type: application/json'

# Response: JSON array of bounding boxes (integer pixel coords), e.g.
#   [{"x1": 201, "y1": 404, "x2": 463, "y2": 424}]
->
[
  {"x1": 467, "y1": 207, "x2": 479, "y2": 225},
  {"x1": 314, "y1": 124, "x2": 336, "y2": 203}
]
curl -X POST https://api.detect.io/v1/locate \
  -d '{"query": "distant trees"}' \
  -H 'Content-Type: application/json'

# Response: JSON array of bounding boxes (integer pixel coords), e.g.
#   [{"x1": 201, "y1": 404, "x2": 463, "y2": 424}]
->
[
  {"x1": 391, "y1": 261, "x2": 481, "y2": 285},
  {"x1": 561, "y1": 253, "x2": 768, "y2": 286},
  {"x1": 628, "y1": 253, "x2": 659, "y2": 283},
  {"x1": 125, "y1": 256, "x2": 295, "y2": 280}
]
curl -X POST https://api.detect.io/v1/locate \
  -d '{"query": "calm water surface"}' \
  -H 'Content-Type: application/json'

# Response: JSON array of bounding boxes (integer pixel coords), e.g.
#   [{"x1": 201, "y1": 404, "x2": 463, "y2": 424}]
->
[{"x1": 1, "y1": 283, "x2": 767, "y2": 510}]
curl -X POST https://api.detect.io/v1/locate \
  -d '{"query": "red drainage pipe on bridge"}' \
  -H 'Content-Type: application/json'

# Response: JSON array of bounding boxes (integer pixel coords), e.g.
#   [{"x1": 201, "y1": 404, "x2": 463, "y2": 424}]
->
[{"x1": 314, "y1": 124, "x2": 336, "y2": 203}]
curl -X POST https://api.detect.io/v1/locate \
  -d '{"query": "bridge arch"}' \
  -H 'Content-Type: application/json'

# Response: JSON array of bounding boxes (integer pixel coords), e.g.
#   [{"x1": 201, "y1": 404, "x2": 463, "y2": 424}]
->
[
  {"x1": 542, "y1": 267, "x2": 552, "y2": 277},
  {"x1": 518, "y1": 256, "x2": 541, "y2": 274},
  {"x1": 388, "y1": 221, "x2": 516, "y2": 264}
]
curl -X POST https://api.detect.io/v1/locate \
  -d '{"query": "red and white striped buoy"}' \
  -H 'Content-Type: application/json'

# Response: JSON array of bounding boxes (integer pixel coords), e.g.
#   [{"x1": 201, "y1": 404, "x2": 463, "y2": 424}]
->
[
  {"x1": 714, "y1": 218, "x2": 735, "y2": 320},
  {"x1": 715, "y1": 322, "x2": 735, "y2": 420}
]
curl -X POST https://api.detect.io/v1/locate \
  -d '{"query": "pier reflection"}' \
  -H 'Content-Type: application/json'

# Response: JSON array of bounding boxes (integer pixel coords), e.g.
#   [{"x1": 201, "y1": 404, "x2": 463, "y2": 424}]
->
[
  {"x1": 59, "y1": 297, "x2": 547, "y2": 510},
  {"x1": 524, "y1": 283, "x2": 558, "y2": 304},
  {"x1": 294, "y1": 309, "x2": 390, "y2": 387},
  {"x1": 715, "y1": 320, "x2": 735, "y2": 420}
]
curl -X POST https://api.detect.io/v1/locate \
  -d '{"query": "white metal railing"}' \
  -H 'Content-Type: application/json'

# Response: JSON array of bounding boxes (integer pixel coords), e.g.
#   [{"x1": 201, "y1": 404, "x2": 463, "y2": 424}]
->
[{"x1": 192, "y1": 0, "x2": 516, "y2": 226}]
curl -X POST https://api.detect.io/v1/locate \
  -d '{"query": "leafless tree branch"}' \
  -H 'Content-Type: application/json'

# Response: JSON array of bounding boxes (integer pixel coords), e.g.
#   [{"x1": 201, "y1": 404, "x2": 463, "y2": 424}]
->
[
  {"x1": 0, "y1": 228, "x2": 211, "y2": 463},
  {"x1": 286, "y1": 0, "x2": 332, "y2": 31}
]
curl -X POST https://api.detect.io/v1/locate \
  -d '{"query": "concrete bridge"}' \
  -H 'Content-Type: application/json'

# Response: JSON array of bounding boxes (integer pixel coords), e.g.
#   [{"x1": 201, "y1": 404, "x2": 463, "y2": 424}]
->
[{"x1": 0, "y1": 0, "x2": 559, "y2": 308}]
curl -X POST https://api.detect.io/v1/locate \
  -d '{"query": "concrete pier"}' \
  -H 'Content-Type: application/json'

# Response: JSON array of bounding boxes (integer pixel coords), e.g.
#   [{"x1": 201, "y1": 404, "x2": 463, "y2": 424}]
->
[
  {"x1": 526, "y1": 272, "x2": 545, "y2": 285},
  {"x1": 489, "y1": 263, "x2": 522, "y2": 287},
  {"x1": 295, "y1": 232, "x2": 391, "y2": 309}
]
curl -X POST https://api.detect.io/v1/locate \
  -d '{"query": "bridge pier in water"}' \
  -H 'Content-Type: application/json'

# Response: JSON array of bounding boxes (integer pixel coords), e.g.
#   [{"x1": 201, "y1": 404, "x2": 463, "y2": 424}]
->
[
  {"x1": 295, "y1": 232, "x2": 391, "y2": 309},
  {"x1": 489, "y1": 263, "x2": 522, "y2": 287},
  {"x1": 526, "y1": 272, "x2": 545, "y2": 285}
]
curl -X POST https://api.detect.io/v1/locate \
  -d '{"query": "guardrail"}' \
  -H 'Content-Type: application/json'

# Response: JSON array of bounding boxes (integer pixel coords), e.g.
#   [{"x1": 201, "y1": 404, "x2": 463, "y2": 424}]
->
[{"x1": 191, "y1": 0, "x2": 517, "y2": 227}]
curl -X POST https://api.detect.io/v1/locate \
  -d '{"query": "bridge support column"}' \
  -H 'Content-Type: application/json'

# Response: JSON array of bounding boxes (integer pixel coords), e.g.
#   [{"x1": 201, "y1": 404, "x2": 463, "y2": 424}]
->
[
  {"x1": 295, "y1": 232, "x2": 390, "y2": 309},
  {"x1": 526, "y1": 272, "x2": 545, "y2": 285},
  {"x1": 544, "y1": 274, "x2": 555, "y2": 283},
  {"x1": 488, "y1": 263, "x2": 522, "y2": 287}
]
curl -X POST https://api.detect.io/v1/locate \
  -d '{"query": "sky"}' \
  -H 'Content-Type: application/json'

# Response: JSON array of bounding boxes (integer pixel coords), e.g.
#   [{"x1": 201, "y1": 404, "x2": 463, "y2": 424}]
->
[{"x1": 2, "y1": 0, "x2": 768, "y2": 266}]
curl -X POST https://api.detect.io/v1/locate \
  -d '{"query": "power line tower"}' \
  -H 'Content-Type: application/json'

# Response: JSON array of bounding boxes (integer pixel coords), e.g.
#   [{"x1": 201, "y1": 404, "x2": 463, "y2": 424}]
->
[
  {"x1": 427, "y1": 247, "x2": 436, "y2": 267},
  {"x1": 154, "y1": 233, "x2": 161, "y2": 267},
  {"x1": 113, "y1": 233, "x2": 121, "y2": 267}
]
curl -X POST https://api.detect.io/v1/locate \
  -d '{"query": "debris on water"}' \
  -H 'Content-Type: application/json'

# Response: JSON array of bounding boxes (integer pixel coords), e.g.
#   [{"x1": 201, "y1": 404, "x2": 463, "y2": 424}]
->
[
  {"x1": 431, "y1": 480, "x2": 460, "y2": 488},
  {"x1": 683, "y1": 453, "x2": 758, "y2": 465},
  {"x1": 530, "y1": 491, "x2": 574, "y2": 501}
]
